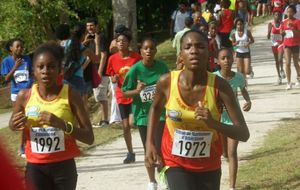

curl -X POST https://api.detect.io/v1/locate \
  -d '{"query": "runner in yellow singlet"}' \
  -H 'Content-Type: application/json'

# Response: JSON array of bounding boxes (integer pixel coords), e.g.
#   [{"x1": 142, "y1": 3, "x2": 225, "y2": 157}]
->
[{"x1": 145, "y1": 30, "x2": 250, "y2": 190}]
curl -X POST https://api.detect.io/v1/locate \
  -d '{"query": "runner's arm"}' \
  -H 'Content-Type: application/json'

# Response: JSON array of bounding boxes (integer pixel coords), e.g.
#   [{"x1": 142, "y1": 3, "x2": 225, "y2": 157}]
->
[
  {"x1": 9, "y1": 89, "x2": 28, "y2": 131},
  {"x1": 145, "y1": 73, "x2": 170, "y2": 167},
  {"x1": 68, "y1": 88, "x2": 94, "y2": 145},
  {"x1": 196, "y1": 77, "x2": 250, "y2": 142},
  {"x1": 267, "y1": 22, "x2": 272, "y2": 39},
  {"x1": 241, "y1": 87, "x2": 252, "y2": 111}
]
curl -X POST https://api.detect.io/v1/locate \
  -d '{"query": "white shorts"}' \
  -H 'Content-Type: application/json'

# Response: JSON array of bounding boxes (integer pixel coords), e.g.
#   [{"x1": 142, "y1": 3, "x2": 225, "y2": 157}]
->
[
  {"x1": 11, "y1": 94, "x2": 18, "y2": 102},
  {"x1": 93, "y1": 76, "x2": 110, "y2": 102}
]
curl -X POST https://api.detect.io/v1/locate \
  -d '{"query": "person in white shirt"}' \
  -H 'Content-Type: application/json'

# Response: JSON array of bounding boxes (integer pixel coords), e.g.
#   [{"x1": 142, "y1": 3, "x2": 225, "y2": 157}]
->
[{"x1": 170, "y1": 2, "x2": 190, "y2": 39}]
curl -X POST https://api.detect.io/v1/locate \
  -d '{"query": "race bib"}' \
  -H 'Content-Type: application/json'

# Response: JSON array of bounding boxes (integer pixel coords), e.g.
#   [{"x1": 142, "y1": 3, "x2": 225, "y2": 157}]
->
[
  {"x1": 285, "y1": 30, "x2": 294, "y2": 38},
  {"x1": 139, "y1": 84, "x2": 156, "y2": 103},
  {"x1": 14, "y1": 70, "x2": 29, "y2": 83},
  {"x1": 271, "y1": 34, "x2": 282, "y2": 42},
  {"x1": 30, "y1": 127, "x2": 65, "y2": 154},
  {"x1": 172, "y1": 129, "x2": 212, "y2": 158}
]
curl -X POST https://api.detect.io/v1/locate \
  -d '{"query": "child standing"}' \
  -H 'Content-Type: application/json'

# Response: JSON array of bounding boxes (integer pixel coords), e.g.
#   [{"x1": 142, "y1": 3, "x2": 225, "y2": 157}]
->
[{"x1": 214, "y1": 48, "x2": 251, "y2": 190}]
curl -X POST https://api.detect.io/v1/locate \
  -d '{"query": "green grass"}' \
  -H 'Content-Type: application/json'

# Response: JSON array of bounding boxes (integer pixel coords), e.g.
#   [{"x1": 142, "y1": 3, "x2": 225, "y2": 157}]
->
[
  {"x1": 237, "y1": 118, "x2": 300, "y2": 190},
  {"x1": 253, "y1": 15, "x2": 272, "y2": 26}
]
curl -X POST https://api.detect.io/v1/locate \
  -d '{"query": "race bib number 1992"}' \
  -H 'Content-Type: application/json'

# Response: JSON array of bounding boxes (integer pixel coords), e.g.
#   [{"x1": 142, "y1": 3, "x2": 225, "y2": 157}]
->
[
  {"x1": 30, "y1": 127, "x2": 65, "y2": 154},
  {"x1": 172, "y1": 129, "x2": 212, "y2": 158}
]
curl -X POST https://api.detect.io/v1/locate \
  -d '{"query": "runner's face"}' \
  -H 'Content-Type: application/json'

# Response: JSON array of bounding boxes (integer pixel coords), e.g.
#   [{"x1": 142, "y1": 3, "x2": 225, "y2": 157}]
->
[
  {"x1": 180, "y1": 32, "x2": 208, "y2": 71},
  {"x1": 209, "y1": 25, "x2": 217, "y2": 36},
  {"x1": 274, "y1": 12, "x2": 280, "y2": 20},
  {"x1": 140, "y1": 40, "x2": 156, "y2": 63},
  {"x1": 10, "y1": 41, "x2": 24, "y2": 56},
  {"x1": 116, "y1": 35, "x2": 130, "y2": 51},
  {"x1": 287, "y1": 8, "x2": 295, "y2": 19},
  {"x1": 34, "y1": 52, "x2": 60, "y2": 87},
  {"x1": 218, "y1": 49, "x2": 233, "y2": 71},
  {"x1": 236, "y1": 21, "x2": 244, "y2": 31},
  {"x1": 86, "y1": 22, "x2": 96, "y2": 34}
]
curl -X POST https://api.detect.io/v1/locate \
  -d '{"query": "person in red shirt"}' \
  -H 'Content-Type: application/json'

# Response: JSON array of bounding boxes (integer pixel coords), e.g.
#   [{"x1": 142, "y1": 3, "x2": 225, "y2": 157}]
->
[
  {"x1": 267, "y1": 11, "x2": 285, "y2": 85},
  {"x1": 280, "y1": 5, "x2": 300, "y2": 90},
  {"x1": 272, "y1": 0, "x2": 284, "y2": 12},
  {"x1": 106, "y1": 29, "x2": 142, "y2": 164},
  {"x1": 218, "y1": 0, "x2": 235, "y2": 48}
]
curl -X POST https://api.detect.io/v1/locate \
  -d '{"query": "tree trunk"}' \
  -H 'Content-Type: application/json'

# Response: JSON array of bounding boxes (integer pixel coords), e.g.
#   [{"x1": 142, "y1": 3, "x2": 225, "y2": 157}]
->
[{"x1": 112, "y1": 0, "x2": 138, "y2": 51}]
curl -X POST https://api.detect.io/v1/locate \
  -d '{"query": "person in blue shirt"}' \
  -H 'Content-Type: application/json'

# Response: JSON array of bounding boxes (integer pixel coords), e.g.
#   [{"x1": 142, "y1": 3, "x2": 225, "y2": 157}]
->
[
  {"x1": 1, "y1": 38, "x2": 33, "y2": 105},
  {"x1": 1, "y1": 38, "x2": 33, "y2": 158}
]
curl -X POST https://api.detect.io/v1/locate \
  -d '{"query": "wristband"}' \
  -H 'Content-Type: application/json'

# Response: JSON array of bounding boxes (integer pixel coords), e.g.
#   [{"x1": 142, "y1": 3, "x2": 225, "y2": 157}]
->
[{"x1": 64, "y1": 121, "x2": 74, "y2": 135}]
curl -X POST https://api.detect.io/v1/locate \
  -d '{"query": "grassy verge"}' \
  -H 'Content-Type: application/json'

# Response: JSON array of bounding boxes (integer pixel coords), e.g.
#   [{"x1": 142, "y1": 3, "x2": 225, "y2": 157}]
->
[
  {"x1": 237, "y1": 118, "x2": 300, "y2": 189},
  {"x1": 253, "y1": 15, "x2": 272, "y2": 26}
]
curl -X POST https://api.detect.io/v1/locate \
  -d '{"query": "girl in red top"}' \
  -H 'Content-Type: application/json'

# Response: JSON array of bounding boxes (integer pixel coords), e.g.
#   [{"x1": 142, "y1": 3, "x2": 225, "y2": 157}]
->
[
  {"x1": 106, "y1": 29, "x2": 142, "y2": 164},
  {"x1": 280, "y1": 5, "x2": 300, "y2": 90},
  {"x1": 268, "y1": 11, "x2": 285, "y2": 84},
  {"x1": 218, "y1": 0, "x2": 235, "y2": 48}
]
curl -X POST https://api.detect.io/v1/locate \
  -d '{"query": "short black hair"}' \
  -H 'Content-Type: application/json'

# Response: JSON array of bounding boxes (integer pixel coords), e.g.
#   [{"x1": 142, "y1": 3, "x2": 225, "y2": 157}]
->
[
  {"x1": 287, "y1": 5, "x2": 297, "y2": 14},
  {"x1": 180, "y1": 30, "x2": 208, "y2": 48},
  {"x1": 33, "y1": 41, "x2": 64, "y2": 70},
  {"x1": 141, "y1": 37, "x2": 157, "y2": 48},
  {"x1": 185, "y1": 17, "x2": 194, "y2": 27},
  {"x1": 86, "y1": 18, "x2": 98, "y2": 25},
  {"x1": 218, "y1": 47, "x2": 233, "y2": 57},
  {"x1": 55, "y1": 24, "x2": 70, "y2": 41}
]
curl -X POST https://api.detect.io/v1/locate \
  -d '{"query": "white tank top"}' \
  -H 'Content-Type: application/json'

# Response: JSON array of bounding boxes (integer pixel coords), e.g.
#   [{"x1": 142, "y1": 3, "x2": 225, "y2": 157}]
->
[{"x1": 235, "y1": 29, "x2": 249, "y2": 53}]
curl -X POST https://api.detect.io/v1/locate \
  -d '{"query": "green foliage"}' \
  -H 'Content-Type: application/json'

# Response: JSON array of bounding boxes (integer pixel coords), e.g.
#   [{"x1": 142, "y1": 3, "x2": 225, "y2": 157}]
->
[
  {"x1": 137, "y1": 0, "x2": 181, "y2": 33},
  {"x1": 0, "y1": 0, "x2": 112, "y2": 52}
]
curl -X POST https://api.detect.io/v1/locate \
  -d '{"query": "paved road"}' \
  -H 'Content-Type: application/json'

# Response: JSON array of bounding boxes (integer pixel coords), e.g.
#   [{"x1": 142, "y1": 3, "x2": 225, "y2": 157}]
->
[{"x1": 0, "y1": 112, "x2": 11, "y2": 129}]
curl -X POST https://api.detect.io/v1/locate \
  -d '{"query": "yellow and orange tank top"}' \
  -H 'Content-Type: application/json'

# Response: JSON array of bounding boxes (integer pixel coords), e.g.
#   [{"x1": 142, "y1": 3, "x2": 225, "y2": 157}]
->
[
  {"x1": 161, "y1": 70, "x2": 222, "y2": 172},
  {"x1": 24, "y1": 84, "x2": 80, "y2": 164}
]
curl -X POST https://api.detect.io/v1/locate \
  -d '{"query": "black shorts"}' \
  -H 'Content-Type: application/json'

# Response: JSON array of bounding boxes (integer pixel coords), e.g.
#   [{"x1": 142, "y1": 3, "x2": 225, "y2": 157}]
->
[
  {"x1": 236, "y1": 52, "x2": 251, "y2": 58},
  {"x1": 166, "y1": 167, "x2": 221, "y2": 190},
  {"x1": 258, "y1": 0, "x2": 267, "y2": 4},
  {"x1": 137, "y1": 121, "x2": 165, "y2": 155},
  {"x1": 26, "y1": 159, "x2": 77, "y2": 190},
  {"x1": 118, "y1": 103, "x2": 132, "y2": 120},
  {"x1": 285, "y1": 45, "x2": 300, "y2": 53}
]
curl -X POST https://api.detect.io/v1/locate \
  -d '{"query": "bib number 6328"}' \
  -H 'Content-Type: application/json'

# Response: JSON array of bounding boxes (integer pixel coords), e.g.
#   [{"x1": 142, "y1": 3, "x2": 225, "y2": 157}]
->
[{"x1": 172, "y1": 129, "x2": 212, "y2": 158}]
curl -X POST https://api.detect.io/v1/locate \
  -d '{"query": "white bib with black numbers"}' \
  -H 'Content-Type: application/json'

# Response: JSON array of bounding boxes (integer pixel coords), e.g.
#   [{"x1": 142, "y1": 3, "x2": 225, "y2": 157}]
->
[
  {"x1": 285, "y1": 30, "x2": 294, "y2": 38},
  {"x1": 14, "y1": 70, "x2": 29, "y2": 83},
  {"x1": 139, "y1": 84, "x2": 156, "y2": 103},
  {"x1": 30, "y1": 127, "x2": 65, "y2": 154},
  {"x1": 172, "y1": 129, "x2": 212, "y2": 158}
]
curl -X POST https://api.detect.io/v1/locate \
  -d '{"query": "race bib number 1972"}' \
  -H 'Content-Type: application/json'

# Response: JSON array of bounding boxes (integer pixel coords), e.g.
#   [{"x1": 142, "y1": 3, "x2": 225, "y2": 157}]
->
[{"x1": 172, "y1": 129, "x2": 212, "y2": 158}]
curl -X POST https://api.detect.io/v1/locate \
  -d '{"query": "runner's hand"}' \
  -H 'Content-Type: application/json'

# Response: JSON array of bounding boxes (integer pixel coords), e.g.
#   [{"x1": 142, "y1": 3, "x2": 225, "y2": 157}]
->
[
  {"x1": 111, "y1": 74, "x2": 119, "y2": 83},
  {"x1": 136, "y1": 80, "x2": 145, "y2": 93},
  {"x1": 243, "y1": 101, "x2": 251, "y2": 112},
  {"x1": 11, "y1": 111, "x2": 27, "y2": 131},
  {"x1": 195, "y1": 101, "x2": 213, "y2": 124},
  {"x1": 14, "y1": 58, "x2": 23, "y2": 69},
  {"x1": 145, "y1": 143, "x2": 162, "y2": 168},
  {"x1": 38, "y1": 111, "x2": 65, "y2": 130}
]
